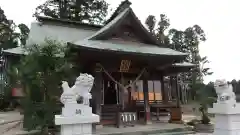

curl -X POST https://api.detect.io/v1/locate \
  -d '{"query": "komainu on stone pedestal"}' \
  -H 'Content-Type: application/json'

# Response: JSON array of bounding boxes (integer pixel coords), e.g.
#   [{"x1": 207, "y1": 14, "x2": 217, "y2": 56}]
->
[
  {"x1": 208, "y1": 79, "x2": 240, "y2": 135},
  {"x1": 55, "y1": 73, "x2": 99, "y2": 135}
]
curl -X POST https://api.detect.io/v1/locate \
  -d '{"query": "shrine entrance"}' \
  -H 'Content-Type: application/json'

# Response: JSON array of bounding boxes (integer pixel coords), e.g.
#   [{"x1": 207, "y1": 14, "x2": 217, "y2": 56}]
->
[
  {"x1": 103, "y1": 81, "x2": 118, "y2": 105},
  {"x1": 98, "y1": 61, "x2": 146, "y2": 125},
  {"x1": 102, "y1": 79, "x2": 134, "y2": 108}
]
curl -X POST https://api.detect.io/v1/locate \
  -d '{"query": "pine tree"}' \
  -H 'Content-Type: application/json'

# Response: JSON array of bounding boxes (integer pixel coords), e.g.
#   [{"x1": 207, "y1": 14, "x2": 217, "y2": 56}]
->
[
  {"x1": 145, "y1": 14, "x2": 213, "y2": 100},
  {"x1": 0, "y1": 7, "x2": 30, "y2": 48},
  {"x1": 17, "y1": 39, "x2": 77, "y2": 133}
]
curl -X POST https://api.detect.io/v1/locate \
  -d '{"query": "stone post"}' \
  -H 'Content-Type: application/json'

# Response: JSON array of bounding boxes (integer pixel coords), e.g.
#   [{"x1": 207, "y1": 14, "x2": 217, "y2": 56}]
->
[{"x1": 55, "y1": 73, "x2": 100, "y2": 135}]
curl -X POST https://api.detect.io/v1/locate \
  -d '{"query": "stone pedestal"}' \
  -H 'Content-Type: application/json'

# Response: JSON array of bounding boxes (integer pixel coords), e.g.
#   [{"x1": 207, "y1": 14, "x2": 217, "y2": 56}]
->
[
  {"x1": 55, "y1": 103, "x2": 99, "y2": 135},
  {"x1": 209, "y1": 102, "x2": 240, "y2": 135}
]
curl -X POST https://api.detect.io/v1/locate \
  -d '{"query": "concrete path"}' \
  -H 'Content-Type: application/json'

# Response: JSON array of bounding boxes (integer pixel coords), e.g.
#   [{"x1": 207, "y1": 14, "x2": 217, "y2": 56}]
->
[
  {"x1": 194, "y1": 133, "x2": 213, "y2": 135},
  {"x1": 0, "y1": 111, "x2": 213, "y2": 135},
  {"x1": 0, "y1": 111, "x2": 23, "y2": 135},
  {"x1": 95, "y1": 123, "x2": 192, "y2": 135},
  {"x1": 0, "y1": 111, "x2": 22, "y2": 125}
]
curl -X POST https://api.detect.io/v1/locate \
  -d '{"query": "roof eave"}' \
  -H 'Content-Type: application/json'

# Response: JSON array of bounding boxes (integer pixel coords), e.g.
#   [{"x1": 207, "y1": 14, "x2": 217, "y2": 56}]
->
[
  {"x1": 3, "y1": 50, "x2": 25, "y2": 56},
  {"x1": 36, "y1": 16, "x2": 103, "y2": 29},
  {"x1": 68, "y1": 42, "x2": 187, "y2": 59}
]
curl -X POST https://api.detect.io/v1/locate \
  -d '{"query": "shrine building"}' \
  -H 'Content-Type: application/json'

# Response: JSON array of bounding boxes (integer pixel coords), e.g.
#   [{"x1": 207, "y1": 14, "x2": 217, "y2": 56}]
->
[{"x1": 3, "y1": 0, "x2": 195, "y2": 127}]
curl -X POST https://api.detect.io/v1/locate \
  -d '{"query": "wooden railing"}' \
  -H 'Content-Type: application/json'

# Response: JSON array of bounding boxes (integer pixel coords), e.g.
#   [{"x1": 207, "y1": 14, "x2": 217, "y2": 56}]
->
[{"x1": 117, "y1": 112, "x2": 137, "y2": 127}]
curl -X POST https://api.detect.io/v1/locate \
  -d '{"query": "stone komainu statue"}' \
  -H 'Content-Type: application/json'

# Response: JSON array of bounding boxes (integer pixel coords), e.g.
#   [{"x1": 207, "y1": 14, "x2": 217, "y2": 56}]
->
[
  {"x1": 214, "y1": 79, "x2": 236, "y2": 103},
  {"x1": 60, "y1": 73, "x2": 94, "y2": 106}
]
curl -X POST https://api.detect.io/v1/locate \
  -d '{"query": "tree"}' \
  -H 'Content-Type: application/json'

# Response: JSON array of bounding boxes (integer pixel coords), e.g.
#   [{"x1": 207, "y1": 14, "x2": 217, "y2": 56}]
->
[
  {"x1": 11, "y1": 39, "x2": 78, "y2": 133},
  {"x1": 183, "y1": 25, "x2": 206, "y2": 83},
  {"x1": 0, "y1": 7, "x2": 30, "y2": 48},
  {"x1": 196, "y1": 82, "x2": 217, "y2": 124},
  {"x1": 145, "y1": 14, "x2": 170, "y2": 45},
  {"x1": 0, "y1": 7, "x2": 18, "y2": 49},
  {"x1": 18, "y1": 24, "x2": 30, "y2": 46},
  {"x1": 145, "y1": 15, "x2": 156, "y2": 34},
  {"x1": 199, "y1": 56, "x2": 213, "y2": 82},
  {"x1": 156, "y1": 14, "x2": 170, "y2": 45},
  {"x1": 168, "y1": 29, "x2": 186, "y2": 52},
  {"x1": 0, "y1": 6, "x2": 30, "y2": 97},
  {"x1": 145, "y1": 14, "x2": 212, "y2": 100},
  {"x1": 34, "y1": 0, "x2": 109, "y2": 25},
  {"x1": 0, "y1": 7, "x2": 30, "y2": 111}
]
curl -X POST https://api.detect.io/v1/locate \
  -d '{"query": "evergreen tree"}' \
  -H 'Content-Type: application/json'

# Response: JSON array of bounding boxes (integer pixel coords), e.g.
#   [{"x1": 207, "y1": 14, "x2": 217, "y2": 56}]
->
[
  {"x1": 0, "y1": 7, "x2": 18, "y2": 49},
  {"x1": 0, "y1": 6, "x2": 30, "y2": 111},
  {"x1": 18, "y1": 24, "x2": 30, "y2": 46},
  {"x1": 0, "y1": 7, "x2": 30, "y2": 48},
  {"x1": 16, "y1": 39, "x2": 77, "y2": 133},
  {"x1": 145, "y1": 15, "x2": 156, "y2": 34},
  {"x1": 145, "y1": 14, "x2": 213, "y2": 99},
  {"x1": 34, "y1": 0, "x2": 109, "y2": 25}
]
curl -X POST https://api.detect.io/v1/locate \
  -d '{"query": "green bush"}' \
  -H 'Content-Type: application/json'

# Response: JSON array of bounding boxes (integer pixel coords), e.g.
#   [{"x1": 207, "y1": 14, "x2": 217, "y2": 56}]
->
[
  {"x1": 195, "y1": 82, "x2": 217, "y2": 124},
  {"x1": 186, "y1": 119, "x2": 201, "y2": 126}
]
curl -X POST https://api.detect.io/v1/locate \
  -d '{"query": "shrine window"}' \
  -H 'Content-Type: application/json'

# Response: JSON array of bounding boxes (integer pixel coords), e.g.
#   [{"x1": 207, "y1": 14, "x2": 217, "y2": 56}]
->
[
  {"x1": 134, "y1": 80, "x2": 143, "y2": 100},
  {"x1": 153, "y1": 81, "x2": 162, "y2": 101},
  {"x1": 148, "y1": 80, "x2": 162, "y2": 102},
  {"x1": 148, "y1": 81, "x2": 154, "y2": 102},
  {"x1": 133, "y1": 80, "x2": 162, "y2": 101}
]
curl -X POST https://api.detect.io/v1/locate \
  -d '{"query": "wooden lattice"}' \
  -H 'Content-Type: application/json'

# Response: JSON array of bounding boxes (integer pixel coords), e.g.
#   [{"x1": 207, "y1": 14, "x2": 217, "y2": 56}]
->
[{"x1": 119, "y1": 60, "x2": 131, "y2": 72}]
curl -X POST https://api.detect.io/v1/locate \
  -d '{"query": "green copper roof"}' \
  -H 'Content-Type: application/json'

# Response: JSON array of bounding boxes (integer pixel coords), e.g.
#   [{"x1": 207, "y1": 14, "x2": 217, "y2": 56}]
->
[
  {"x1": 72, "y1": 40, "x2": 187, "y2": 56},
  {"x1": 3, "y1": 47, "x2": 26, "y2": 55},
  {"x1": 172, "y1": 62, "x2": 196, "y2": 67},
  {"x1": 157, "y1": 62, "x2": 195, "y2": 75},
  {"x1": 87, "y1": 7, "x2": 160, "y2": 46},
  {"x1": 4, "y1": 40, "x2": 188, "y2": 57},
  {"x1": 87, "y1": 8, "x2": 130, "y2": 40}
]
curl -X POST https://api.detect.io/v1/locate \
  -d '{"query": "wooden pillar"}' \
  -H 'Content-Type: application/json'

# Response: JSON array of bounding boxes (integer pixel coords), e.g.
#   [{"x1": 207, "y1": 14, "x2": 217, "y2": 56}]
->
[
  {"x1": 175, "y1": 76, "x2": 180, "y2": 108},
  {"x1": 169, "y1": 75, "x2": 183, "y2": 124},
  {"x1": 170, "y1": 76, "x2": 175, "y2": 99},
  {"x1": 143, "y1": 74, "x2": 151, "y2": 124},
  {"x1": 94, "y1": 71, "x2": 103, "y2": 115},
  {"x1": 120, "y1": 73, "x2": 125, "y2": 110},
  {"x1": 160, "y1": 75, "x2": 167, "y2": 102},
  {"x1": 92, "y1": 69, "x2": 103, "y2": 130}
]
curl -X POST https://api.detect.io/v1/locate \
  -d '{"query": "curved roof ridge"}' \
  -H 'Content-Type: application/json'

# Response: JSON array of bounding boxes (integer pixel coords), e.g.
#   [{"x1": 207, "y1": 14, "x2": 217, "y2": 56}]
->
[{"x1": 86, "y1": 8, "x2": 131, "y2": 40}]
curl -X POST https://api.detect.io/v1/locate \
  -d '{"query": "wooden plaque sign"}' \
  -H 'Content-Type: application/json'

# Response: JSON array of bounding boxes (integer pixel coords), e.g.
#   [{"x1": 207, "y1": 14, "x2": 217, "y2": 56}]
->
[{"x1": 119, "y1": 60, "x2": 131, "y2": 72}]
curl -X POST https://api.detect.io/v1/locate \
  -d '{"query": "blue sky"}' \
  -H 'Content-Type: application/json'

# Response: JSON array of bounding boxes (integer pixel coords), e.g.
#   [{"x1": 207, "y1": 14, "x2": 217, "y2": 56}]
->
[{"x1": 0, "y1": 0, "x2": 239, "y2": 83}]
